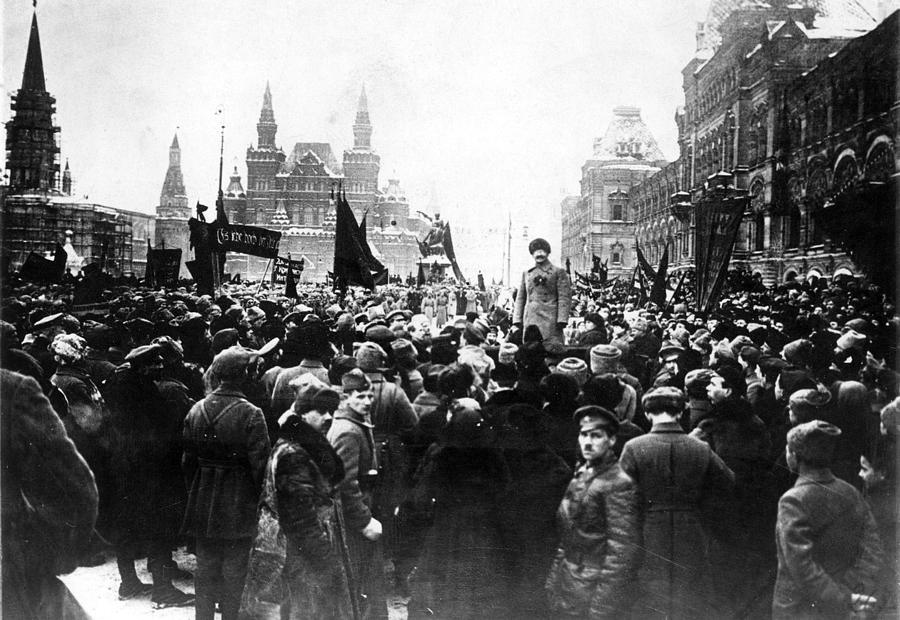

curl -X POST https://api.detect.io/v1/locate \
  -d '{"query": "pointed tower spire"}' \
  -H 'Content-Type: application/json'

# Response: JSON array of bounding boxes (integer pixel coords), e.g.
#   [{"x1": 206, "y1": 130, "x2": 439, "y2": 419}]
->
[
  {"x1": 257, "y1": 81, "x2": 277, "y2": 148},
  {"x1": 353, "y1": 84, "x2": 372, "y2": 149},
  {"x1": 22, "y1": 13, "x2": 46, "y2": 92},
  {"x1": 169, "y1": 132, "x2": 181, "y2": 166},
  {"x1": 62, "y1": 159, "x2": 72, "y2": 195},
  {"x1": 5, "y1": 9, "x2": 60, "y2": 192}
]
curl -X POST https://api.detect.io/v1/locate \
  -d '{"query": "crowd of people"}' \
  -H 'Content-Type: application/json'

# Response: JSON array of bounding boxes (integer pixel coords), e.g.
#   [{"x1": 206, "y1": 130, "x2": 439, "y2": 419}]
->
[{"x1": 1, "y1": 239, "x2": 897, "y2": 620}]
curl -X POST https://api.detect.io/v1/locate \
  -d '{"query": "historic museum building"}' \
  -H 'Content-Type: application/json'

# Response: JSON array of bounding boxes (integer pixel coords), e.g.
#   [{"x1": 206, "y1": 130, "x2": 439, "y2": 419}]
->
[{"x1": 217, "y1": 84, "x2": 427, "y2": 282}]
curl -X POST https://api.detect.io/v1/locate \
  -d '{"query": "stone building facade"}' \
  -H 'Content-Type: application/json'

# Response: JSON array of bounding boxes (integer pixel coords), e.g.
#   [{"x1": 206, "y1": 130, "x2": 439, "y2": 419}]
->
[
  {"x1": 222, "y1": 84, "x2": 424, "y2": 282},
  {"x1": 560, "y1": 106, "x2": 668, "y2": 278},
  {"x1": 630, "y1": 1, "x2": 898, "y2": 286}
]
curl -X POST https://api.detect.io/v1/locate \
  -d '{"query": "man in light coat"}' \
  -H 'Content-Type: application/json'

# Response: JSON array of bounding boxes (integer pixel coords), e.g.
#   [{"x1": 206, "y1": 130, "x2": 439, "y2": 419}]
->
[{"x1": 513, "y1": 238, "x2": 572, "y2": 346}]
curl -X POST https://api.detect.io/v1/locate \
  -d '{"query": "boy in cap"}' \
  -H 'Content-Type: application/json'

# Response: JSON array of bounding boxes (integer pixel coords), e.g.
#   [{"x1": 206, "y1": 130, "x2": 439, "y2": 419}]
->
[
  {"x1": 546, "y1": 405, "x2": 639, "y2": 618},
  {"x1": 774, "y1": 420, "x2": 882, "y2": 619},
  {"x1": 328, "y1": 369, "x2": 385, "y2": 617}
]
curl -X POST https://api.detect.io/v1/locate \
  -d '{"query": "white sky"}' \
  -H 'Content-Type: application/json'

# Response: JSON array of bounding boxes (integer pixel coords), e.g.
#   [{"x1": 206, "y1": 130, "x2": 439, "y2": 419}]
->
[{"x1": 3, "y1": 0, "x2": 710, "y2": 230}]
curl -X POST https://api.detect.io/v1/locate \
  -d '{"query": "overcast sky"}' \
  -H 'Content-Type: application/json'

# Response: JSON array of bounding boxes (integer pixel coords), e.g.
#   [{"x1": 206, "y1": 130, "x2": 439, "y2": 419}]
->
[{"x1": 3, "y1": 0, "x2": 711, "y2": 229}]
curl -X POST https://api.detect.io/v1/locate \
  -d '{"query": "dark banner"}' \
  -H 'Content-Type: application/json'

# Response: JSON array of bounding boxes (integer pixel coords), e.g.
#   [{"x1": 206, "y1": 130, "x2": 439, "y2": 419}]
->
[
  {"x1": 146, "y1": 248, "x2": 181, "y2": 288},
  {"x1": 19, "y1": 244, "x2": 66, "y2": 283},
  {"x1": 694, "y1": 195, "x2": 747, "y2": 313},
  {"x1": 212, "y1": 223, "x2": 281, "y2": 258},
  {"x1": 271, "y1": 256, "x2": 305, "y2": 284}
]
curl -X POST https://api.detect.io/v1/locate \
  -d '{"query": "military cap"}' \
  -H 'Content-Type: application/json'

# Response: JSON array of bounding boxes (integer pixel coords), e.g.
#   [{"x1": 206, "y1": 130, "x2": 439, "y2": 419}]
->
[
  {"x1": 341, "y1": 367, "x2": 372, "y2": 393},
  {"x1": 572, "y1": 405, "x2": 619, "y2": 435},
  {"x1": 33, "y1": 312, "x2": 64, "y2": 330},
  {"x1": 658, "y1": 340, "x2": 685, "y2": 361},
  {"x1": 125, "y1": 343, "x2": 164, "y2": 366},
  {"x1": 124, "y1": 317, "x2": 154, "y2": 334},
  {"x1": 642, "y1": 386, "x2": 687, "y2": 414},
  {"x1": 282, "y1": 311, "x2": 302, "y2": 326},
  {"x1": 151, "y1": 336, "x2": 184, "y2": 363},
  {"x1": 211, "y1": 328, "x2": 240, "y2": 354},
  {"x1": 386, "y1": 309, "x2": 407, "y2": 323}
]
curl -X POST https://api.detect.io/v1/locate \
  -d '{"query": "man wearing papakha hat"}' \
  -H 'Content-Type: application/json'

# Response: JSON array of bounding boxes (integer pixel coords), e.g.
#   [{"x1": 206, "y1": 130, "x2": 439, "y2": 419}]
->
[
  {"x1": 546, "y1": 405, "x2": 640, "y2": 618},
  {"x1": 619, "y1": 386, "x2": 735, "y2": 620},
  {"x1": 182, "y1": 346, "x2": 272, "y2": 620},
  {"x1": 774, "y1": 420, "x2": 883, "y2": 619},
  {"x1": 513, "y1": 238, "x2": 572, "y2": 346}
]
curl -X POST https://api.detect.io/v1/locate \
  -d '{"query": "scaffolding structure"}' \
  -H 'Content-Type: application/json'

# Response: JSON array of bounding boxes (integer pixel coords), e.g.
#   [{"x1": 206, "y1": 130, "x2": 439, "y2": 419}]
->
[{"x1": 2, "y1": 195, "x2": 135, "y2": 275}]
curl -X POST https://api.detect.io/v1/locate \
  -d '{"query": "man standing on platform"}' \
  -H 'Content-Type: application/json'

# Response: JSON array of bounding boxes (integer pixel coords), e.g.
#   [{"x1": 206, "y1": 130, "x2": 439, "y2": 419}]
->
[{"x1": 513, "y1": 238, "x2": 572, "y2": 346}]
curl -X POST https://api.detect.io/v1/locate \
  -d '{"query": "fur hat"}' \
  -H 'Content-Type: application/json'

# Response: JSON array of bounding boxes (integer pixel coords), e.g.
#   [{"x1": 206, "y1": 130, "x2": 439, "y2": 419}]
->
[
  {"x1": 684, "y1": 368, "x2": 715, "y2": 398},
  {"x1": 590, "y1": 344, "x2": 621, "y2": 374},
  {"x1": 355, "y1": 341, "x2": 388, "y2": 372},
  {"x1": 642, "y1": 386, "x2": 686, "y2": 414},
  {"x1": 554, "y1": 357, "x2": 589, "y2": 386},
  {"x1": 499, "y1": 342, "x2": 518, "y2": 364},
  {"x1": 787, "y1": 420, "x2": 841, "y2": 468},
  {"x1": 458, "y1": 345, "x2": 495, "y2": 376},
  {"x1": 789, "y1": 385, "x2": 832, "y2": 409},
  {"x1": 782, "y1": 339, "x2": 813, "y2": 367},
  {"x1": 528, "y1": 238, "x2": 551, "y2": 255},
  {"x1": 50, "y1": 333, "x2": 87, "y2": 363},
  {"x1": 293, "y1": 379, "x2": 341, "y2": 414},
  {"x1": 880, "y1": 396, "x2": 900, "y2": 437}
]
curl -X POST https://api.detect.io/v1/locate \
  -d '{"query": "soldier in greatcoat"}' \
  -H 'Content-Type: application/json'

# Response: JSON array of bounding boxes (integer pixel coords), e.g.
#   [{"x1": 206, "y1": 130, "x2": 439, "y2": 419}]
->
[{"x1": 513, "y1": 238, "x2": 572, "y2": 346}]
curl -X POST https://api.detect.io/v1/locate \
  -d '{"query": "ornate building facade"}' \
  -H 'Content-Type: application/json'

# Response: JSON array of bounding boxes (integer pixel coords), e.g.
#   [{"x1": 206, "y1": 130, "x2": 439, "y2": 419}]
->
[
  {"x1": 560, "y1": 106, "x2": 668, "y2": 278},
  {"x1": 223, "y1": 84, "x2": 424, "y2": 282},
  {"x1": 631, "y1": 1, "x2": 898, "y2": 286},
  {"x1": 3, "y1": 10, "x2": 152, "y2": 276}
]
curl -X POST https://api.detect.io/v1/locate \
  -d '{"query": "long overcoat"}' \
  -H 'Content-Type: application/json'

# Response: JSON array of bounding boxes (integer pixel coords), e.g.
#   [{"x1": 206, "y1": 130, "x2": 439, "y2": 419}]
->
[
  {"x1": 102, "y1": 365, "x2": 189, "y2": 544},
  {"x1": 773, "y1": 471, "x2": 882, "y2": 620},
  {"x1": 618, "y1": 421, "x2": 735, "y2": 620},
  {"x1": 408, "y1": 444, "x2": 510, "y2": 620},
  {"x1": 513, "y1": 261, "x2": 572, "y2": 345},
  {"x1": 181, "y1": 387, "x2": 271, "y2": 539}
]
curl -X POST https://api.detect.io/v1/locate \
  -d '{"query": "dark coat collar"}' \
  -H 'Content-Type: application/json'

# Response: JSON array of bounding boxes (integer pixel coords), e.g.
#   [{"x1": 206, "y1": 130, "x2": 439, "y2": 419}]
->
[{"x1": 650, "y1": 420, "x2": 684, "y2": 434}]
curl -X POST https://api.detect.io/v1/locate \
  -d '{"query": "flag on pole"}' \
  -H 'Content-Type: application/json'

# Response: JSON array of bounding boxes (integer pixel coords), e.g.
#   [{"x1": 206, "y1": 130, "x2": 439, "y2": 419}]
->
[{"x1": 649, "y1": 243, "x2": 669, "y2": 307}]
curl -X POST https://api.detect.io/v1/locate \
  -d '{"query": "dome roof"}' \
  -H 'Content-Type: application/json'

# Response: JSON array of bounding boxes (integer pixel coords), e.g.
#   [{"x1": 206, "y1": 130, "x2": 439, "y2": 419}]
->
[{"x1": 591, "y1": 106, "x2": 666, "y2": 164}]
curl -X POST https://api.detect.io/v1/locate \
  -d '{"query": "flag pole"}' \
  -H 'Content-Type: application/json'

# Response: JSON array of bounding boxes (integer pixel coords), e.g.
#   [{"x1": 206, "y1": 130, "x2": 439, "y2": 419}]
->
[{"x1": 256, "y1": 258, "x2": 272, "y2": 295}]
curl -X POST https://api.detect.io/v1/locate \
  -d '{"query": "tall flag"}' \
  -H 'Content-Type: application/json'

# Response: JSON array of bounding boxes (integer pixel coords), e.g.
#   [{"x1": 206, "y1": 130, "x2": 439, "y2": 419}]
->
[
  {"x1": 416, "y1": 262, "x2": 426, "y2": 286},
  {"x1": 442, "y1": 223, "x2": 466, "y2": 283},
  {"x1": 649, "y1": 243, "x2": 669, "y2": 307},
  {"x1": 634, "y1": 239, "x2": 656, "y2": 282},
  {"x1": 352, "y1": 196, "x2": 388, "y2": 284},
  {"x1": 333, "y1": 184, "x2": 375, "y2": 290}
]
